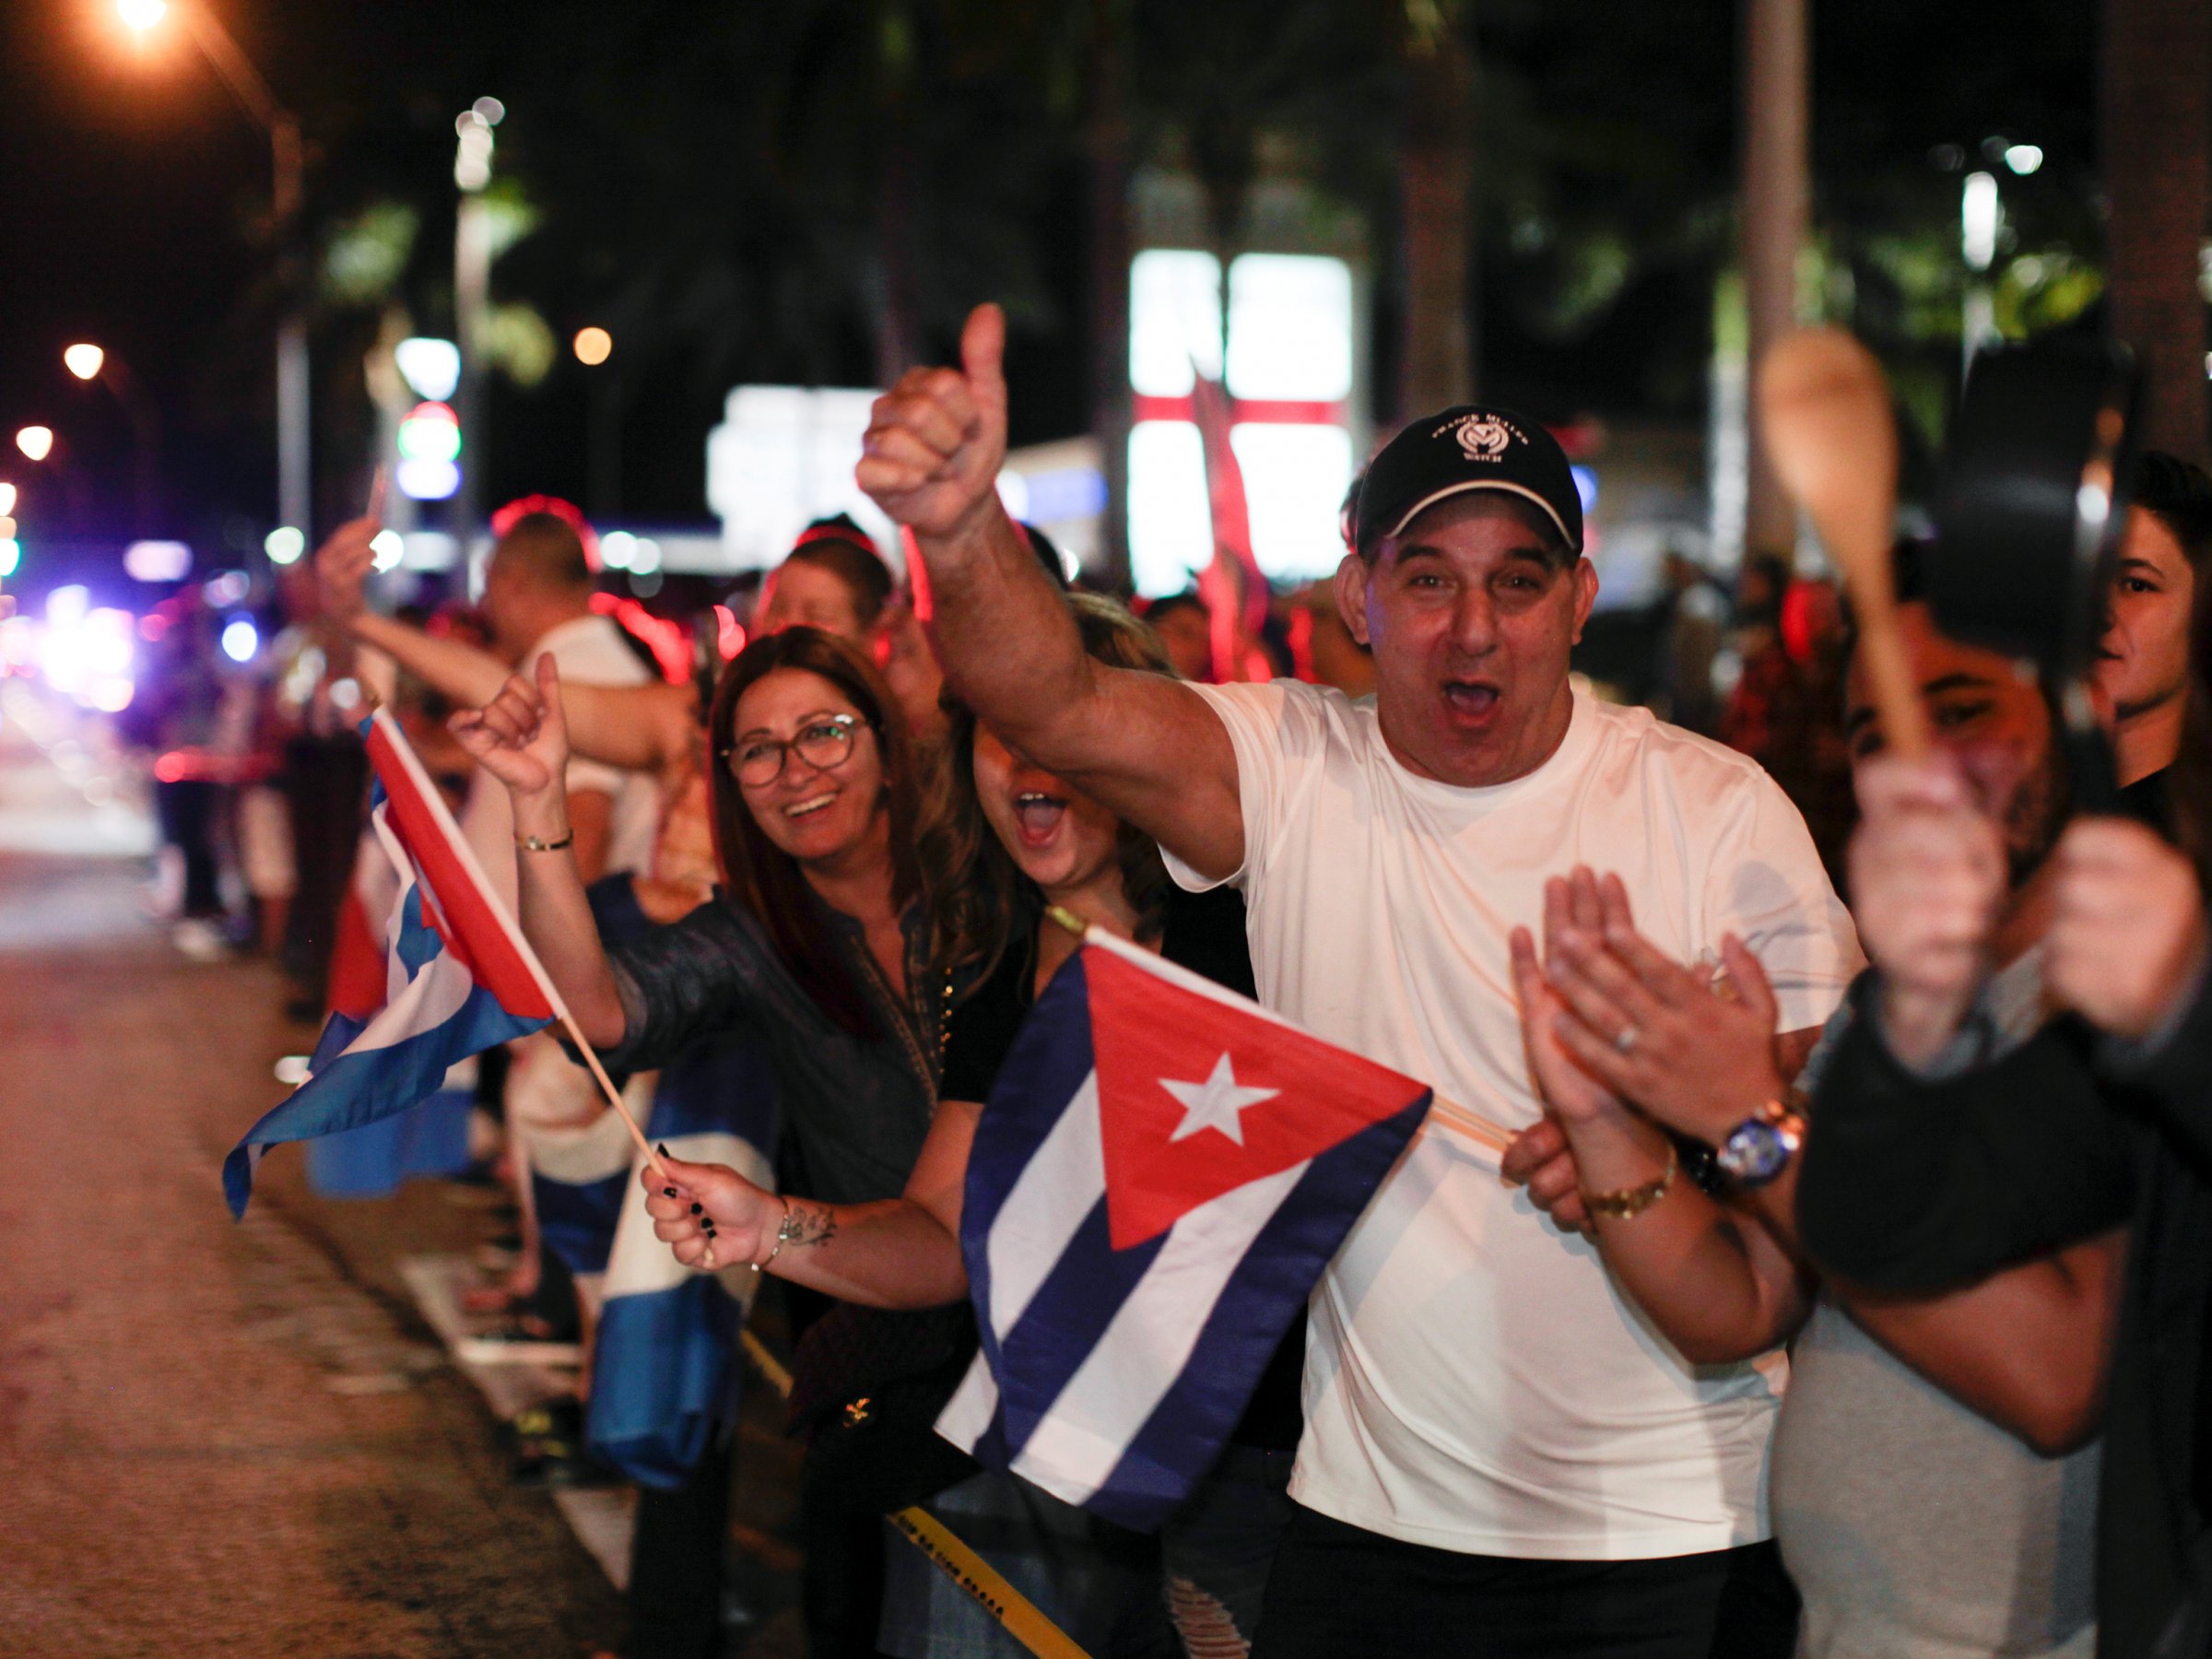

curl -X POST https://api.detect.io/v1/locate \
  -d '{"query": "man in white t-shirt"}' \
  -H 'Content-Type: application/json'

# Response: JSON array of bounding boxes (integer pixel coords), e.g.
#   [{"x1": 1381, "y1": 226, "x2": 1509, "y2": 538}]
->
[
  {"x1": 459, "y1": 512, "x2": 659, "y2": 895},
  {"x1": 859, "y1": 306, "x2": 1857, "y2": 1657}
]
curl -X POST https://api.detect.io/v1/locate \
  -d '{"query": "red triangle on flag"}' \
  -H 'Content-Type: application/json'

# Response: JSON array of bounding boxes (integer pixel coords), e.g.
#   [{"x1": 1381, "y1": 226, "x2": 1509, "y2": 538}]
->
[
  {"x1": 1087, "y1": 945, "x2": 1429, "y2": 1250},
  {"x1": 366, "y1": 721, "x2": 555, "y2": 1021}
]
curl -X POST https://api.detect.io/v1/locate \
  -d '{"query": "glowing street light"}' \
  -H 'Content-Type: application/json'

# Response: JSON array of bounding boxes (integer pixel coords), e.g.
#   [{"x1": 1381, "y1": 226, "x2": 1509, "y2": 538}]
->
[
  {"x1": 105, "y1": 0, "x2": 308, "y2": 535},
  {"x1": 0, "y1": 483, "x2": 15, "y2": 516},
  {"x1": 16, "y1": 428, "x2": 53, "y2": 464},
  {"x1": 59, "y1": 342, "x2": 162, "y2": 531},
  {"x1": 573, "y1": 327, "x2": 613, "y2": 368},
  {"x1": 264, "y1": 525, "x2": 306, "y2": 565}
]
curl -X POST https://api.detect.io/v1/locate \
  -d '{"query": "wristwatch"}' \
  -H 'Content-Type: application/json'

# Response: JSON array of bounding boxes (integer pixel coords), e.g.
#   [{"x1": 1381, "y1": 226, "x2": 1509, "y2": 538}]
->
[{"x1": 1714, "y1": 1093, "x2": 1807, "y2": 1188}]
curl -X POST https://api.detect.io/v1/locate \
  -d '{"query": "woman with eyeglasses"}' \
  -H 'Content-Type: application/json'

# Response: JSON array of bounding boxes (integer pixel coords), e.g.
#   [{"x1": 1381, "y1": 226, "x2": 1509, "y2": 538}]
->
[
  {"x1": 641, "y1": 597, "x2": 1291, "y2": 1659},
  {"x1": 455, "y1": 624, "x2": 952, "y2": 1659},
  {"x1": 455, "y1": 622, "x2": 947, "y2": 1230}
]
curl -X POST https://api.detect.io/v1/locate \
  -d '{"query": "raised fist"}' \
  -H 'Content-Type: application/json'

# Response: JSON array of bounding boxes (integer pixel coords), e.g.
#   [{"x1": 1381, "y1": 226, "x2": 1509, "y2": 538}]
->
[{"x1": 856, "y1": 303, "x2": 1009, "y2": 541}]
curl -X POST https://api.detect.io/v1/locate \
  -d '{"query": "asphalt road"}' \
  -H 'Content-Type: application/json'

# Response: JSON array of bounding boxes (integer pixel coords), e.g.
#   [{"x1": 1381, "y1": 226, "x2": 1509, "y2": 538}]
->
[{"x1": 0, "y1": 698, "x2": 629, "y2": 1658}]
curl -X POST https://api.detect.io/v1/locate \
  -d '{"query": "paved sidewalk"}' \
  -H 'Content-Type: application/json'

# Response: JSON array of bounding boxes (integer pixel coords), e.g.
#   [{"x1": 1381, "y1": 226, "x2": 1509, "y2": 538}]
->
[{"x1": 0, "y1": 841, "x2": 627, "y2": 1656}]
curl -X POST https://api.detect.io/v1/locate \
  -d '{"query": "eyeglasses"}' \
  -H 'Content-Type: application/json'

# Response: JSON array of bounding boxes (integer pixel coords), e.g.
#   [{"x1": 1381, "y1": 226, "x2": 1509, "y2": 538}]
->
[{"x1": 719, "y1": 712, "x2": 863, "y2": 787}]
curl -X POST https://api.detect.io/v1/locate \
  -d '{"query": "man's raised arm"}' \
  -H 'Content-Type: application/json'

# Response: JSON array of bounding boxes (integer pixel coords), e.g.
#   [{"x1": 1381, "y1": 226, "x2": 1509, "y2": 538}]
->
[{"x1": 856, "y1": 304, "x2": 1244, "y2": 882}]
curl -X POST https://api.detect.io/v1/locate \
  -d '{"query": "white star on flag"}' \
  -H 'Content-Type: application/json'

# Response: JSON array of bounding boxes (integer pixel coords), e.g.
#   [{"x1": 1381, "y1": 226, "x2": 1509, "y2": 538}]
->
[{"x1": 1160, "y1": 1053, "x2": 1279, "y2": 1147}]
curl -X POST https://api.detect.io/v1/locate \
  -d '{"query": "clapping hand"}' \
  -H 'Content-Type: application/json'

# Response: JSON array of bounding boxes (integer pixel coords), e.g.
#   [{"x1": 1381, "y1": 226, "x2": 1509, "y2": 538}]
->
[{"x1": 1540, "y1": 868, "x2": 1787, "y2": 1147}]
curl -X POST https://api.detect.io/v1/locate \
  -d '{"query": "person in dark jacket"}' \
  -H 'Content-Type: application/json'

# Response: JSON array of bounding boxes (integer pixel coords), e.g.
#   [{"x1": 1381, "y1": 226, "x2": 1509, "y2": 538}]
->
[{"x1": 1795, "y1": 557, "x2": 2212, "y2": 1659}]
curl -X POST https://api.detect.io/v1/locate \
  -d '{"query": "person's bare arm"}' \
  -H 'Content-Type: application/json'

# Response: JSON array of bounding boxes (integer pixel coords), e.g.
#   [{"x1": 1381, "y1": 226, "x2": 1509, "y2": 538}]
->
[
  {"x1": 857, "y1": 303, "x2": 1243, "y2": 881},
  {"x1": 1843, "y1": 1230, "x2": 2124, "y2": 1454},
  {"x1": 449, "y1": 659, "x2": 627, "y2": 1044},
  {"x1": 565, "y1": 788, "x2": 613, "y2": 887},
  {"x1": 316, "y1": 517, "x2": 512, "y2": 704},
  {"x1": 641, "y1": 1099, "x2": 982, "y2": 1308},
  {"x1": 317, "y1": 514, "x2": 693, "y2": 776},
  {"x1": 557, "y1": 680, "x2": 697, "y2": 776}
]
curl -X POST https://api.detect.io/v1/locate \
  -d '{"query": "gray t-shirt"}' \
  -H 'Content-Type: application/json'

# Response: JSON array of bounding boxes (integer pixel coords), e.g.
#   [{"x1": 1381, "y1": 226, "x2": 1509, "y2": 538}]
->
[{"x1": 1771, "y1": 950, "x2": 2100, "y2": 1657}]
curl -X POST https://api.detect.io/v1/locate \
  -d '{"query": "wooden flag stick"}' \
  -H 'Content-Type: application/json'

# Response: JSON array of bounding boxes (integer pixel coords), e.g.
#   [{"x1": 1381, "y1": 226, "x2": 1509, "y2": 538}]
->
[{"x1": 1758, "y1": 328, "x2": 1931, "y2": 759}]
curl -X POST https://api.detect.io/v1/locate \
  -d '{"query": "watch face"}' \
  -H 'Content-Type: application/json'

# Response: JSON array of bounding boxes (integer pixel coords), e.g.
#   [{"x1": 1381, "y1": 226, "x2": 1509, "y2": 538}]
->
[{"x1": 1719, "y1": 1120, "x2": 1792, "y2": 1185}]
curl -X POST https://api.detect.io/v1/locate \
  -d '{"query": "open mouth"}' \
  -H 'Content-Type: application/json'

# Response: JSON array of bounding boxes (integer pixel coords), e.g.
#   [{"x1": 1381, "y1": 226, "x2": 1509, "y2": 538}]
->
[
  {"x1": 785, "y1": 791, "x2": 838, "y2": 820},
  {"x1": 1012, "y1": 789, "x2": 1067, "y2": 847},
  {"x1": 1441, "y1": 680, "x2": 1501, "y2": 723}
]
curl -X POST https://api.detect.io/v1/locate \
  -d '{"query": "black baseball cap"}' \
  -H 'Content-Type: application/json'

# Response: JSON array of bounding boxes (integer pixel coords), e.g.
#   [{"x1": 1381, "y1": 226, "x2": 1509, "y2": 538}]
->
[{"x1": 1354, "y1": 406, "x2": 1583, "y2": 558}]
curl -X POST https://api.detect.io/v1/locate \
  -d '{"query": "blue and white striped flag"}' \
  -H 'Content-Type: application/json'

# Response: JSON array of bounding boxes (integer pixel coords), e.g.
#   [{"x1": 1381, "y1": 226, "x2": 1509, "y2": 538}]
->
[
  {"x1": 935, "y1": 930, "x2": 1435, "y2": 1531},
  {"x1": 584, "y1": 1030, "x2": 781, "y2": 1488},
  {"x1": 225, "y1": 712, "x2": 557, "y2": 1218}
]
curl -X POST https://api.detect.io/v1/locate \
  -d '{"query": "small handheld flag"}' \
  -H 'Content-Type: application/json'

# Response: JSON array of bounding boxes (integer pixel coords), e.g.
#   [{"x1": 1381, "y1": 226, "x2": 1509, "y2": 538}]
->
[
  {"x1": 936, "y1": 928, "x2": 1504, "y2": 1530},
  {"x1": 224, "y1": 709, "x2": 659, "y2": 1217}
]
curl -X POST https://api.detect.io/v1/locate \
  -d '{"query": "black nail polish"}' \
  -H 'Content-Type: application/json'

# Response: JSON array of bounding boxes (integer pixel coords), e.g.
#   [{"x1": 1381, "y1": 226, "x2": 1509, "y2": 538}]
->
[
  {"x1": 663, "y1": 1187, "x2": 677, "y2": 1198},
  {"x1": 656, "y1": 1142, "x2": 671, "y2": 1158},
  {"x1": 689, "y1": 1202, "x2": 702, "y2": 1215}
]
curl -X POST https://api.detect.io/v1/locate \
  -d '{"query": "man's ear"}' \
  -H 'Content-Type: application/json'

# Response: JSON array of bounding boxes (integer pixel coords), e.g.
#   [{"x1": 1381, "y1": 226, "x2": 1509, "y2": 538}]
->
[
  {"x1": 1568, "y1": 556, "x2": 1599, "y2": 647},
  {"x1": 1335, "y1": 551, "x2": 1373, "y2": 647}
]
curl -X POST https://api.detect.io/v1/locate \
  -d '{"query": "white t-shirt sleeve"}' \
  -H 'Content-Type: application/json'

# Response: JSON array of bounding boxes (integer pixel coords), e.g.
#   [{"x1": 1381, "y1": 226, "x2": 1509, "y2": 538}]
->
[
  {"x1": 1159, "y1": 678, "x2": 1331, "y2": 895},
  {"x1": 1704, "y1": 768, "x2": 1863, "y2": 1034}
]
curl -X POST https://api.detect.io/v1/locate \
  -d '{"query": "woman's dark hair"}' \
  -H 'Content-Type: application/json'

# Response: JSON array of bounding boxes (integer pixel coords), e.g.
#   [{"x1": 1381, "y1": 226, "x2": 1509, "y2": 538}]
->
[
  {"x1": 922, "y1": 594, "x2": 1175, "y2": 986},
  {"x1": 786, "y1": 529, "x2": 894, "y2": 629},
  {"x1": 707, "y1": 626, "x2": 924, "y2": 1038},
  {"x1": 2134, "y1": 451, "x2": 2212, "y2": 574}
]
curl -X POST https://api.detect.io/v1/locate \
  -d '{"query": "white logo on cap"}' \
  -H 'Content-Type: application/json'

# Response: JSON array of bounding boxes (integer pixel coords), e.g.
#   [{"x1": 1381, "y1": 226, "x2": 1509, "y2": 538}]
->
[{"x1": 1446, "y1": 413, "x2": 1521, "y2": 463}]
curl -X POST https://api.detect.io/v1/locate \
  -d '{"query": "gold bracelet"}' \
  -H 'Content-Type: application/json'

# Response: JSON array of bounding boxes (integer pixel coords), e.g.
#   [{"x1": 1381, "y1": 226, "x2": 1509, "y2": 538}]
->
[
  {"x1": 1583, "y1": 1142, "x2": 1678, "y2": 1222},
  {"x1": 515, "y1": 829, "x2": 574, "y2": 852}
]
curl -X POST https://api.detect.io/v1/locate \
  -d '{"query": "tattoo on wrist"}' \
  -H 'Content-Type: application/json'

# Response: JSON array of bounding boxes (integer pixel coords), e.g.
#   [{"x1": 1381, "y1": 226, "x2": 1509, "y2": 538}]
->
[{"x1": 784, "y1": 1204, "x2": 838, "y2": 1249}]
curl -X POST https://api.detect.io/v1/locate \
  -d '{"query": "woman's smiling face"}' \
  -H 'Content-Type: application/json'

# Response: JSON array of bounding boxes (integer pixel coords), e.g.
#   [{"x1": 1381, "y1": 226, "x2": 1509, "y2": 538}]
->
[{"x1": 726, "y1": 666, "x2": 886, "y2": 865}]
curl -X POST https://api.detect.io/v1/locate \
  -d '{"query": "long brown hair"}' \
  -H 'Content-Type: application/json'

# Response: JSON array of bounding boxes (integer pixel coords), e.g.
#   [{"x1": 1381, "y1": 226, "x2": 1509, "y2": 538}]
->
[
  {"x1": 707, "y1": 626, "x2": 925, "y2": 1038},
  {"x1": 921, "y1": 594, "x2": 1175, "y2": 986}
]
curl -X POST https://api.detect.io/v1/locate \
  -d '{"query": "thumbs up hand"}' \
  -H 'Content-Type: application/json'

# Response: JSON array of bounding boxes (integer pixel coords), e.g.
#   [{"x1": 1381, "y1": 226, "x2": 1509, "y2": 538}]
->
[{"x1": 857, "y1": 303, "x2": 1010, "y2": 541}]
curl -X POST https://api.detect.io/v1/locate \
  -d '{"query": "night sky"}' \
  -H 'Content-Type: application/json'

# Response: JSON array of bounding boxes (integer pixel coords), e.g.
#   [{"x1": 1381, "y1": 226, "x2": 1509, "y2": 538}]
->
[{"x1": 0, "y1": 0, "x2": 2100, "y2": 591}]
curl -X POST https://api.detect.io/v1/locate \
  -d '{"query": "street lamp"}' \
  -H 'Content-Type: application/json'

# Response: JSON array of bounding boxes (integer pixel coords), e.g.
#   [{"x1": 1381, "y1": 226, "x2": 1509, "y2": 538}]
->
[
  {"x1": 114, "y1": 0, "x2": 308, "y2": 536},
  {"x1": 16, "y1": 428, "x2": 53, "y2": 464},
  {"x1": 64, "y1": 342, "x2": 163, "y2": 533},
  {"x1": 452, "y1": 99, "x2": 503, "y2": 534},
  {"x1": 574, "y1": 327, "x2": 620, "y2": 516}
]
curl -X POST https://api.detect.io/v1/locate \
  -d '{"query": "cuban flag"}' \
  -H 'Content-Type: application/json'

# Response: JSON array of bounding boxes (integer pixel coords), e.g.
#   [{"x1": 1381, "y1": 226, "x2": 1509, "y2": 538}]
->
[
  {"x1": 936, "y1": 929, "x2": 1432, "y2": 1531},
  {"x1": 224, "y1": 710, "x2": 558, "y2": 1218},
  {"x1": 587, "y1": 1030, "x2": 781, "y2": 1487}
]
